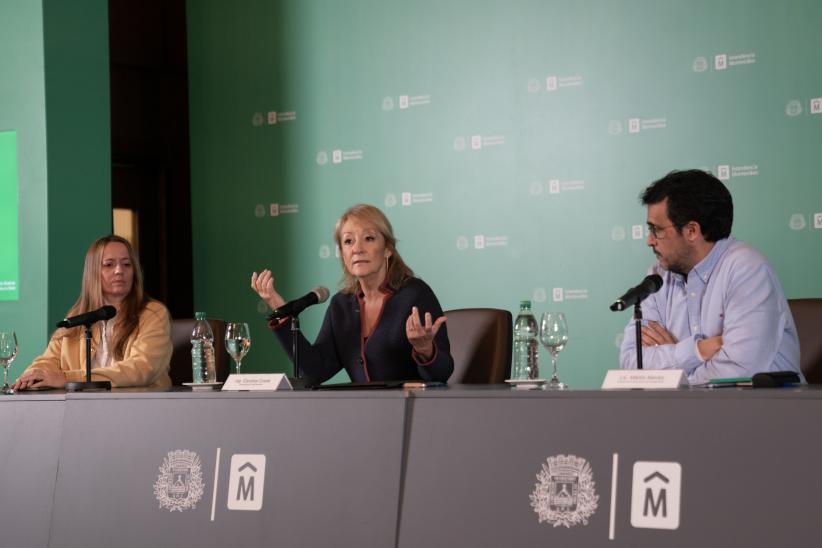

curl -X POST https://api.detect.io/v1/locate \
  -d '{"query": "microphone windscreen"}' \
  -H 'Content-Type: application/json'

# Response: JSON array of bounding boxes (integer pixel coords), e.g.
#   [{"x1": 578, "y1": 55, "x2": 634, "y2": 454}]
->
[
  {"x1": 312, "y1": 286, "x2": 331, "y2": 303},
  {"x1": 646, "y1": 274, "x2": 663, "y2": 292}
]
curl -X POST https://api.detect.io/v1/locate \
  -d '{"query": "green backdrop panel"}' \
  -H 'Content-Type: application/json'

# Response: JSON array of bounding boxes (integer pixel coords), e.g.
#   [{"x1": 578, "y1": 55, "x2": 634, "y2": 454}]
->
[{"x1": 188, "y1": 0, "x2": 822, "y2": 387}]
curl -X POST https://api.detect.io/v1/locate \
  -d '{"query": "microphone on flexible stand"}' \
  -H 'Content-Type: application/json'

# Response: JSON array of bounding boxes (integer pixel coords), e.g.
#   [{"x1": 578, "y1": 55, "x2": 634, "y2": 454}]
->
[
  {"x1": 59, "y1": 305, "x2": 117, "y2": 392},
  {"x1": 270, "y1": 287, "x2": 330, "y2": 320},
  {"x1": 268, "y1": 287, "x2": 330, "y2": 390},
  {"x1": 609, "y1": 274, "x2": 664, "y2": 370},
  {"x1": 56, "y1": 305, "x2": 117, "y2": 328},
  {"x1": 609, "y1": 275, "x2": 663, "y2": 312}
]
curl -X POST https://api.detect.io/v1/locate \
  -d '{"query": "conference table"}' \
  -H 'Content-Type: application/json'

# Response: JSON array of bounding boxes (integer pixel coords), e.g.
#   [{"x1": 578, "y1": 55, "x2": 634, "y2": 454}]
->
[{"x1": 1, "y1": 385, "x2": 820, "y2": 548}]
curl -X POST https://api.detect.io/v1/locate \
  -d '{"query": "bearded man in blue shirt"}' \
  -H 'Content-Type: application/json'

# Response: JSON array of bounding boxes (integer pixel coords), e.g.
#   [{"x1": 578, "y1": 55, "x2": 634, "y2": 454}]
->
[{"x1": 619, "y1": 169, "x2": 802, "y2": 384}]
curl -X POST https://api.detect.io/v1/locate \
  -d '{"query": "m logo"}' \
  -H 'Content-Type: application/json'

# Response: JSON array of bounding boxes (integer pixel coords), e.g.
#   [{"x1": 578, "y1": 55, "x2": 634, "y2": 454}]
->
[
  {"x1": 630, "y1": 461, "x2": 681, "y2": 530},
  {"x1": 717, "y1": 165, "x2": 730, "y2": 180},
  {"x1": 714, "y1": 54, "x2": 727, "y2": 70},
  {"x1": 227, "y1": 454, "x2": 266, "y2": 511},
  {"x1": 552, "y1": 287, "x2": 564, "y2": 302}
]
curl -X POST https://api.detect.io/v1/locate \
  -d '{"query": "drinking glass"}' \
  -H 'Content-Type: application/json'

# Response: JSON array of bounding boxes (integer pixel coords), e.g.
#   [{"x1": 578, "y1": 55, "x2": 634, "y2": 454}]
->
[
  {"x1": 225, "y1": 323, "x2": 251, "y2": 375},
  {"x1": 539, "y1": 313, "x2": 569, "y2": 390},
  {"x1": 0, "y1": 331, "x2": 19, "y2": 395}
]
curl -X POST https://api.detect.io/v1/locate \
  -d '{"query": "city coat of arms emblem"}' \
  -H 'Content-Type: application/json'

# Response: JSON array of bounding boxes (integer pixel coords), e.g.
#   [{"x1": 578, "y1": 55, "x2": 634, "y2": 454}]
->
[
  {"x1": 153, "y1": 449, "x2": 205, "y2": 512},
  {"x1": 530, "y1": 454, "x2": 599, "y2": 527}
]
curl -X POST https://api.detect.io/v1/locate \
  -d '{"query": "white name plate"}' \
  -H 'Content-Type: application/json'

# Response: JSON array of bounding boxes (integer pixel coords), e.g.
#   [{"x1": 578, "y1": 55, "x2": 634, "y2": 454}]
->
[
  {"x1": 222, "y1": 373, "x2": 292, "y2": 391},
  {"x1": 601, "y1": 369, "x2": 687, "y2": 390}
]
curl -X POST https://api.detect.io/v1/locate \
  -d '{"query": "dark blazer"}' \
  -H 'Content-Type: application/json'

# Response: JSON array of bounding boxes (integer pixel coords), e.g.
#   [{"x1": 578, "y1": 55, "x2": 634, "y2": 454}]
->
[{"x1": 270, "y1": 278, "x2": 453, "y2": 385}]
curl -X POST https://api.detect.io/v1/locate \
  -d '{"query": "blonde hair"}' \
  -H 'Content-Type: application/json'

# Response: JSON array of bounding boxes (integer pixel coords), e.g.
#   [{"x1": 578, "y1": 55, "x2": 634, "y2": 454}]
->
[
  {"x1": 333, "y1": 204, "x2": 414, "y2": 294},
  {"x1": 57, "y1": 235, "x2": 149, "y2": 360}
]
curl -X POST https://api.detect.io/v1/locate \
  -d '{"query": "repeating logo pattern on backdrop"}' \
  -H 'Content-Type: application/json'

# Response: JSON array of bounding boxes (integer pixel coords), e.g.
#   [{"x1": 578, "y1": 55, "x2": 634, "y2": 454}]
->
[
  {"x1": 529, "y1": 178, "x2": 586, "y2": 196},
  {"x1": 789, "y1": 213, "x2": 822, "y2": 231},
  {"x1": 316, "y1": 149, "x2": 363, "y2": 165},
  {"x1": 608, "y1": 117, "x2": 667, "y2": 135},
  {"x1": 527, "y1": 74, "x2": 584, "y2": 93},
  {"x1": 255, "y1": 203, "x2": 299, "y2": 218},
  {"x1": 382, "y1": 94, "x2": 431, "y2": 111},
  {"x1": 692, "y1": 52, "x2": 756, "y2": 73},
  {"x1": 716, "y1": 164, "x2": 759, "y2": 180},
  {"x1": 786, "y1": 97, "x2": 822, "y2": 116},
  {"x1": 233, "y1": 8, "x2": 821, "y2": 388},
  {"x1": 453, "y1": 134, "x2": 505, "y2": 151},
  {"x1": 251, "y1": 110, "x2": 296, "y2": 126},
  {"x1": 384, "y1": 192, "x2": 433, "y2": 207}
]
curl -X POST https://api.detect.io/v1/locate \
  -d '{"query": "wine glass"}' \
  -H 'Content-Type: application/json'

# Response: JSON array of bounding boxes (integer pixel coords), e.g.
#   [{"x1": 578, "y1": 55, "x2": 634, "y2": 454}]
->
[
  {"x1": 225, "y1": 322, "x2": 251, "y2": 375},
  {"x1": 0, "y1": 331, "x2": 19, "y2": 395},
  {"x1": 540, "y1": 313, "x2": 569, "y2": 390}
]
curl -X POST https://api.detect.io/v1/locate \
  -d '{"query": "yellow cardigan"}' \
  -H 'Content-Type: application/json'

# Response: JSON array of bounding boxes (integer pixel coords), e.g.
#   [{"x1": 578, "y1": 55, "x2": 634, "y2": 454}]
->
[{"x1": 27, "y1": 300, "x2": 173, "y2": 388}]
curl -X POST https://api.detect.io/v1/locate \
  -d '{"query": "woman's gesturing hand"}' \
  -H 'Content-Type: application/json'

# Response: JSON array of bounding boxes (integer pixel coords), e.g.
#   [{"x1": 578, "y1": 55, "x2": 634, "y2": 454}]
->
[
  {"x1": 251, "y1": 269, "x2": 287, "y2": 311},
  {"x1": 405, "y1": 306, "x2": 447, "y2": 362}
]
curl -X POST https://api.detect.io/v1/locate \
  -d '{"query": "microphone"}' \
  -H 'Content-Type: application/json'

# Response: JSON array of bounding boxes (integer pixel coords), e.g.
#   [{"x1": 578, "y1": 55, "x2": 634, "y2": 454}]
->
[
  {"x1": 57, "y1": 305, "x2": 117, "y2": 328},
  {"x1": 270, "y1": 287, "x2": 330, "y2": 319},
  {"x1": 609, "y1": 275, "x2": 663, "y2": 312}
]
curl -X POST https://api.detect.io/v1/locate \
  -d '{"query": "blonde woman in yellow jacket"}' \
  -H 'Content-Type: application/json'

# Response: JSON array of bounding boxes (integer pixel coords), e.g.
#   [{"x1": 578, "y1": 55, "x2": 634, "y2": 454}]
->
[{"x1": 13, "y1": 235, "x2": 172, "y2": 390}]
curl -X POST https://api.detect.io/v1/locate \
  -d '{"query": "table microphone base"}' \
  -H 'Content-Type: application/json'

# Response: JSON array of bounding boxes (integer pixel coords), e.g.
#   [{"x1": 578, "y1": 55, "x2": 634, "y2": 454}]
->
[
  {"x1": 65, "y1": 381, "x2": 112, "y2": 392},
  {"x1": 288, "y1": 377, "x2": 313, "y2": 391}
]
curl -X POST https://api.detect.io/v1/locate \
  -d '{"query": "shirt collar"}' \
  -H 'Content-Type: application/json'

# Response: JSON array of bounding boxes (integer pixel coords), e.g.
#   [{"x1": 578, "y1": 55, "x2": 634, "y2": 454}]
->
[{"x1": 690, "y1": 237, "x2": 733, "y2": 284}]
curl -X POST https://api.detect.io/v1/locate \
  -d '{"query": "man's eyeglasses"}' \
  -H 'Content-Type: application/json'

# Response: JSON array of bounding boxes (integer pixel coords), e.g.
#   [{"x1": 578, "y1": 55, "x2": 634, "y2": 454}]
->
[{"x1": 647, "y1": 223, "x2": 674, "y2": 239}]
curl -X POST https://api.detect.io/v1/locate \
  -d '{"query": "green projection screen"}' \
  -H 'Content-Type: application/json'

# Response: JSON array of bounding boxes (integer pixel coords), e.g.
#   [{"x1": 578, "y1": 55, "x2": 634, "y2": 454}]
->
[{"x1": 0, "y1": 130, "x2": 19, "y2": 301}]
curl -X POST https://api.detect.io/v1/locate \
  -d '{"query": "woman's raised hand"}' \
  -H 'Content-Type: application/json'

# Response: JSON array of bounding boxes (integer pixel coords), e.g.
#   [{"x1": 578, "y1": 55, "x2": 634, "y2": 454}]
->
[
  {"x1": 405, "y1": 306, "x2": 447, "y2": 362},
  {"x1": 250, "y1": 269, "x2": 287, "y2": 311}
]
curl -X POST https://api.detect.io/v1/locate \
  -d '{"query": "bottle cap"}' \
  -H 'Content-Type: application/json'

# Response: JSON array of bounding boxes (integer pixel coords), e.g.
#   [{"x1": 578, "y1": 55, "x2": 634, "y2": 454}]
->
[
  {"x1": 519, "y1": 300, "x2": 531, "y2": 310},
  {"x1": 195, "y1": 312, "x2": 207, "y2": 320}
]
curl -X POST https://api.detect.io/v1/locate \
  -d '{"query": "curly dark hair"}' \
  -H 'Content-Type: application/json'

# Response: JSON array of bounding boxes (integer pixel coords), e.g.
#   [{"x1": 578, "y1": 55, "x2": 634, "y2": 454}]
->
[{"x1": 641, "y1": 169, "x2": 733, "y2": 242}]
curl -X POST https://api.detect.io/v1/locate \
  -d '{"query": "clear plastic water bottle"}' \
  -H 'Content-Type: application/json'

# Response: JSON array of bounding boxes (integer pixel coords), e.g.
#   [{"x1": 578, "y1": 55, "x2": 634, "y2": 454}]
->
[
  {"x1": 512, "y1": 301, "x2": 539, "y2": 380},
  {"x1": 191, "y1": 312, "x2": 216, "y2": 383}
]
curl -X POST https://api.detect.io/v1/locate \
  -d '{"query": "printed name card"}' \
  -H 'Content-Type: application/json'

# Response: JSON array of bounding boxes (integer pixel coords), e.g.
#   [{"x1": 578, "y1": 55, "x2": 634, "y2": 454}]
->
[
  {"x1": 601, "y1": 369, "x2": 687, "y2": 390},
  {"x1": 222, "y1": 373, "x2": 292, "y2": 391}
]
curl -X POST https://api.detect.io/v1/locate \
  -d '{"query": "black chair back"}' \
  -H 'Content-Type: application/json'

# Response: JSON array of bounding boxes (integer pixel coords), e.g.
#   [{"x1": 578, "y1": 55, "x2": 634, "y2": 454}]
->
[
  {"x1": 788, "y1": 298, "x2": 822, "y2": 383},
  {"x1": 445, "y1": 308, "x2": 512, "y2": 384}
]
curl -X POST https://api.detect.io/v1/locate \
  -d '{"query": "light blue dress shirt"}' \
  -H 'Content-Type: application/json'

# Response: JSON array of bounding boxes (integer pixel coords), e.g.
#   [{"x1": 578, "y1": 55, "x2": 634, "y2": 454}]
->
[{"x1": 619, "y1": 237, "x2": 802, "y2": 384}]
